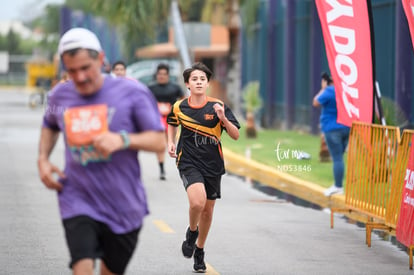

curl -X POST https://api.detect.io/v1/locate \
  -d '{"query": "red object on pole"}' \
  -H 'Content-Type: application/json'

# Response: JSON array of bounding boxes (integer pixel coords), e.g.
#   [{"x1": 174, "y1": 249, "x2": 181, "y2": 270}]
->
[
  {"x1": 397, "y1": 136, "x2": 414, "y2": 247},
  {"x1": 315, "y1": 0, "x2": 374, "y2": 127},
  {"x1": 402, "y1": 0, "x2": 414, "y2": 51}
]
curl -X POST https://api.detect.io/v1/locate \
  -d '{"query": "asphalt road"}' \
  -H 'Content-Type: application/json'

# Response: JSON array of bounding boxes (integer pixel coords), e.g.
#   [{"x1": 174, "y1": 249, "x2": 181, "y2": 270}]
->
[{"x1": 0, "y1": 89, "x2": 410, "y2": 275}]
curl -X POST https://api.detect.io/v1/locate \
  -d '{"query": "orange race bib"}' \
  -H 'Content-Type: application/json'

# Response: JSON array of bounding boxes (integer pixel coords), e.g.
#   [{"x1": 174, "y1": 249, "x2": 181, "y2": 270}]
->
[
  {"x1": 64, "y1": 104, "x2": 108, "y2": 146},
  {"x1": 158, "y1": 102, "x2": 172, "y2": 116}
]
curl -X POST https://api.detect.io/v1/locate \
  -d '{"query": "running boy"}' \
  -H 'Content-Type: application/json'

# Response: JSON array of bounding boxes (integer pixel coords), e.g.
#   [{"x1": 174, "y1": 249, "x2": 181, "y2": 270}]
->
[{"x1": 167, "y1": 62, "x2": 240, "y2": 273}]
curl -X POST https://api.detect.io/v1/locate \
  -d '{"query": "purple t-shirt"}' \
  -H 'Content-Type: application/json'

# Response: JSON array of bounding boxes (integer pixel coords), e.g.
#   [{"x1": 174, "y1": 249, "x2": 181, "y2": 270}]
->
[{"x1": 42, "y1": 76, "x2": 164, "y2": 233}]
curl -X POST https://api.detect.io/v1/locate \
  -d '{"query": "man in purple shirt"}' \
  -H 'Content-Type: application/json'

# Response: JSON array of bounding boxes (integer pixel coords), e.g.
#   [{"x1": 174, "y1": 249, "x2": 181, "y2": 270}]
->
[{"x1": 37, "y1": 28, "x2": 165, "y2": 275}]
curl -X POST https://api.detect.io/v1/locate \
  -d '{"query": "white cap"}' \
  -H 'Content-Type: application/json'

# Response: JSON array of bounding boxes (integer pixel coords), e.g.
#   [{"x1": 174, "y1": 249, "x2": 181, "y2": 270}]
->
[{"x1": 58, "y1": 28, "x2": 102, "y2": 55}]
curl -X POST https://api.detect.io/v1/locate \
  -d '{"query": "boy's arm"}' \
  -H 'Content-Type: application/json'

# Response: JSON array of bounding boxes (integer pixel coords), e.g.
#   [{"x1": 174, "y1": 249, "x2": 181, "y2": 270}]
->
[
  {"x1": 167, "y1": 125, "x2": 178, "y2": 158},
  {"x1": 213, "y1": 103, "x2": 239, "y2": 140},
  {"x1": 221, "y1": 118, "x2": 239, "y2": 140}
]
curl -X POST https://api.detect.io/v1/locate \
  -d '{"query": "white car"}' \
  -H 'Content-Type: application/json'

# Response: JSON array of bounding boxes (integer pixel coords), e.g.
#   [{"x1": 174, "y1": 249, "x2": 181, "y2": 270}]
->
[{"x1": 126, "y1": 59, "x2": 181, "y2": 85}]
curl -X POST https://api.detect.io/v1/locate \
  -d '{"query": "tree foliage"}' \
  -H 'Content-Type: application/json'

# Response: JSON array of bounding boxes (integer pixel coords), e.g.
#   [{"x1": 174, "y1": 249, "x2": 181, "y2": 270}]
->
[
  {"x1": 6, "y1": 30, "x2": 21, "y2": 54},
  {"x1": 200, "y1": 0, "x2": 226, "y2": 24},
  {"x1": 18, "y1": 0, "x2": 256, "y2": 62},
  {"x1": 0, "y1": 29, "x2": 40, "y2": 55},
  {"x1": 43, "y1": 5, "x2": 61, "y2": 34},
  {"x1": 242, "y1": 81, "x2": 262, "y2": 114},
  {"x1": 180, "y1": 0, "x2": 205, "y2": 21},
  {"x1": 62, "y1": 0, "x2": 172, "y2": 61},
  {"x1": 89, "y1": 0, "x2": 171, "y2": 43},
  {"x1": 240, "y1": 0, "x2": 260, "y2": 29}
]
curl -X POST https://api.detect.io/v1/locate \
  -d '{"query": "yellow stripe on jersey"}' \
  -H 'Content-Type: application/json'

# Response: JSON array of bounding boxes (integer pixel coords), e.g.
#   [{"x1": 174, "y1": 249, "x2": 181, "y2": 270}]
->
[{"x1": 179, "y1": 112, "x2": 222, "y2": 141}]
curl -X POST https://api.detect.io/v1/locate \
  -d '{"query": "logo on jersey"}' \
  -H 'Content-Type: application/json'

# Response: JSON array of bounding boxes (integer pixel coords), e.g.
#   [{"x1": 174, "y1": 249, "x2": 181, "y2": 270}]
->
[
  {"x1": 204, "y1": 114, "x2": 214, "y2": 120},
  {"x1": 63, "y1": 104, "x2": 110, "y2": 165}
]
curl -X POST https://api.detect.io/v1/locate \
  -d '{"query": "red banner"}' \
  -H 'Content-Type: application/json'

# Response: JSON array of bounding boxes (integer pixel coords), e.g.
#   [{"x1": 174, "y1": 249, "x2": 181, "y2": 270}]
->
[
  {"x1": 315, "y1": 0, "x2": 373, "y2": 127},
  {"x1": 397, "y1": 136, "x2": 414, "y2": 247},
  {"x1": 403, "y1": 0, "x2": 414, "y2": 51}
]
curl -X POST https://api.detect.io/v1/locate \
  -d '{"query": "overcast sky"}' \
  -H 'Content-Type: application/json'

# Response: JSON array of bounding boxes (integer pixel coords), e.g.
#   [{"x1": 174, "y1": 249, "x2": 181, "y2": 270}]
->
[{"x1": 0, "y1": 0, "x2": 64, "y2": 21}]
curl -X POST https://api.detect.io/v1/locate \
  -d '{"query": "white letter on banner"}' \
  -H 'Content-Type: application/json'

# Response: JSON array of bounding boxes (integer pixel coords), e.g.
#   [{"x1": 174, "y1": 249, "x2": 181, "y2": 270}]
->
[
  {"x1": 342, "y1": 88, "x2": 360, "y2": 118},
  {"x1": 329, "y1": 25, "x2": 356, "y2": 55},
  {"x1": 341, "y1": 82, "x2": 358, "y2": 99},
  {"x1": 336, "y1": 54, "x2": 359, "y2": 118},
  {"x1": 405, "y1": 169, "x2": 411, "y2": 182},
  {"x1": 408, "y1": 170, "x2": 414, "y2": 190},
  {"x1": 335, "y1": 54, "x2": 357, "y2": 85},
  {"x1": 326, "y1": 0, "x2": 354, "y2": 23}
]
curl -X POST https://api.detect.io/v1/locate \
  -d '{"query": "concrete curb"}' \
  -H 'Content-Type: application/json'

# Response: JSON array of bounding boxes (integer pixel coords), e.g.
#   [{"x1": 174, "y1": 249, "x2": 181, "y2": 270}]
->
[{"x1": 223, "y1": 147, "x2": 372, "y2": 225}]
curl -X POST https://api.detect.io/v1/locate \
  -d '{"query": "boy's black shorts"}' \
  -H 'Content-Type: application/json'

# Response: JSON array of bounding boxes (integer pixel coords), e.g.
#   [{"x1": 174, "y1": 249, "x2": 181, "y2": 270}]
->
[
  {"x1": 179, "y1": 167, "x2": 222, "y2": 200},
  {"x1": 63, "y1": 215, "x2": 140, "y2": 274}
]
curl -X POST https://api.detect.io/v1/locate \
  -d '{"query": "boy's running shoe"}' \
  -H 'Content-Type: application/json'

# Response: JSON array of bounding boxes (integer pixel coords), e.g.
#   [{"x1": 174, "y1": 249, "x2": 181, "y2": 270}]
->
[
  {"x1": 193, "y1": 247, "x2": 206, "y2": 273},
  {"x1": 182, "y1": 227, "x2": 198, "y2": 258}
]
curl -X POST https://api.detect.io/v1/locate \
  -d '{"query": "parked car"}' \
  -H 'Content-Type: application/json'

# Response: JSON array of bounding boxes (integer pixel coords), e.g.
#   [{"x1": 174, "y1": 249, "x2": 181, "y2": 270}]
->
[{"x1": 126, "y1": 59, "x2": 181, "y2": 86}]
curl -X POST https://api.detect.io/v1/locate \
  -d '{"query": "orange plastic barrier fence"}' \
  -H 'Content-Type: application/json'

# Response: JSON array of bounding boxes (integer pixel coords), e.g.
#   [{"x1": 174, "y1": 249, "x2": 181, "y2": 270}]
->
[
  {"x1": 331, "y1": 122, "x2": 414, "y2": 269},
  {"x1": 344, "y1": 122, "x2": 399, "y2": 221}
]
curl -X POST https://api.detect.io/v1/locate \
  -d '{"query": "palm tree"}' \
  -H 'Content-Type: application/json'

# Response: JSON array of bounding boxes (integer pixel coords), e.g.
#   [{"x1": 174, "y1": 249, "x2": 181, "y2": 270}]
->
[
  {"x1": 72, "y1": 0, "x2": 171, "y2": 60},
  {"x1": 242, "y1": 81, "x2": 262, "y2": 138}
]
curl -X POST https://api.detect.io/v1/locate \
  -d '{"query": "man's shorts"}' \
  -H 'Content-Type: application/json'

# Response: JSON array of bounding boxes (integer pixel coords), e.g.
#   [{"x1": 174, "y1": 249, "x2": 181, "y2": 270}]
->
[
  {"x1": 63, "y1": 215, "x2": 140, "y2": 274},
  {"x1": 179, "y1": 167, "x2": 222, "y2": 200}
]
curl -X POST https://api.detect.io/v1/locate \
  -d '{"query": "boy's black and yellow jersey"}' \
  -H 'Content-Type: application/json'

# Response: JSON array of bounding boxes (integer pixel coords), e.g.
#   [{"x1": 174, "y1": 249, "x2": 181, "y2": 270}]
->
[{"x1": 167, "y1": 96, "x2": 240, "y2": 176}]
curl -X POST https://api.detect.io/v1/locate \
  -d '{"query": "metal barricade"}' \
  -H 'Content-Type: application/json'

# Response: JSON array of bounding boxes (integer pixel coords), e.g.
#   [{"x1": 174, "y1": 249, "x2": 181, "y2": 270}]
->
[
  {"x1": 331, "y1": 122, "x2": 399, "y2": 236},
  {"x1": 330, "y1": 122, "x2": 414, "y2": 269}
]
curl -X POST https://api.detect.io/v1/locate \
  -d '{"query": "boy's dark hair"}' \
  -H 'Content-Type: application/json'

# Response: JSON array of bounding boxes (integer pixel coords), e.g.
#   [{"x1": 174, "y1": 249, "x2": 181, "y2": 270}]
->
[
  {"x1": 321, "y1": 72, "x2": 333, "y2": 85},
  {"x1": 183, "y1": 62, "x2": 213, "y2": 83},
  {"x1": 156, "y1": 63, "x2": 170, "y2": 74},
  {"x1": 112, "y1": 60, "x2": 126, "y2": 70}
]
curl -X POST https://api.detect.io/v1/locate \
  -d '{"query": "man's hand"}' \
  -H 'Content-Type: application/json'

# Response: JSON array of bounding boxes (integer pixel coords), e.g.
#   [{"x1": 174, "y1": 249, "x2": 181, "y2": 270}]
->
[
  {"x1": 93, "y1": 132, "x2": 124, "y2": 158},
  {"x1": 38, "y1": 158, "x2": 65, "y2": 191}
]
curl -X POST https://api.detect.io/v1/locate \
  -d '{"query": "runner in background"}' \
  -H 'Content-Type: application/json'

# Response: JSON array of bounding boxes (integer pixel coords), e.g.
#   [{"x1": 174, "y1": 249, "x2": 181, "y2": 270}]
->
[
  {"x1": 148, "y1": 63, "x2": 185, "y2": 180},
  {"x1": 111, "y1": 60, "x2": 127, "y2": 77}
]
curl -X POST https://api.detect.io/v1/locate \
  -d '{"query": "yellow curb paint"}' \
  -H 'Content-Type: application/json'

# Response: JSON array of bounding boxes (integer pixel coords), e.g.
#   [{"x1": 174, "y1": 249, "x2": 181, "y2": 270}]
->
[
  {"x1": 222, "y1": 147, "x2": 371, "y2": 226},
  {"x1": 206, "y1": 263, "x2": 220, "y2": 275},
  {"x1": 153, "y1": 219, "x2": 175, "y2": 233}
]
